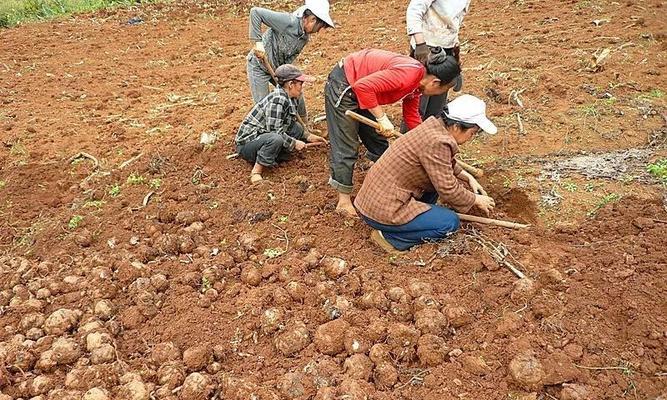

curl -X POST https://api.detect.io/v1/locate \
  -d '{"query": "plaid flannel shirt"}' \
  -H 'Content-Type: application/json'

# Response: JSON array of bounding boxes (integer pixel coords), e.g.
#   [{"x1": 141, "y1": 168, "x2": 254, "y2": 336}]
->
[
  {"x1": 236, "y1": 87, "x2": 299, "y2": 151},
  {"x1": 355, "y1": 116, "x2": 476, "y2": 225}
]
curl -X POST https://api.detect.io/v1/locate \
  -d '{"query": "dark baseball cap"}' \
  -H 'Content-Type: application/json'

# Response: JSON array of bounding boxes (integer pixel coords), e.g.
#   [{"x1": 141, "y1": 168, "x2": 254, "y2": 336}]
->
[{"x1": 275, "y1": 64, "x2": 316, "y2": 84}]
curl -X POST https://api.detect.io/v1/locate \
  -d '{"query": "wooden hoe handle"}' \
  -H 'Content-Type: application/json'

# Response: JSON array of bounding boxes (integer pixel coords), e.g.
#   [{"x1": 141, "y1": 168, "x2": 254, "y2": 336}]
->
[{"x1": 344, "y1": 110, "x2": 484, "y2": 179}]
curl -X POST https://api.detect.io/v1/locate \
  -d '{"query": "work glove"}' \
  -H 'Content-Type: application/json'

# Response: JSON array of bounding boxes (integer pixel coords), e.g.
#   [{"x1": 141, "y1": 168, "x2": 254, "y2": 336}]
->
[
  {"x1": 253, "y1": 42, "x2": 266, "y2": 59},
  {"x1": 376, "y1": 114, "x2": 396, "y2": 138},
  {"x1": 414, "y1": 42, "x2": 429, "y2": 65}
]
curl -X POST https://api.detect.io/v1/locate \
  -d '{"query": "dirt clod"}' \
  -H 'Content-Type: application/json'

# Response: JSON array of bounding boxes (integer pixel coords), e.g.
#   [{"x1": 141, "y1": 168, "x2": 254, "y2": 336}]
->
[
  {"x1": 373, "y1": 362, "x2": 398, "y2": 390},
  {"x1": 180, "y1": 372, "x2": 213, "y2": 400},
  {"x1": 43, "y1": 308, "x2": 79, "y2": 335},
  {"x1": 83, "y1": 388, "x2": 110, "y2": 400},
  {"x1": 343, "y1": 354, "x2": 373, "y2": 381},
  {"x1": 560, "y1": 383, "x2": 589, "y2": 400},
  {"x1": 240, "y1": 263, "x2": 262, "y2": 286},
  {"x1": 183, "y1": 345, "x2": 212, "y2": 372},
  {"x1": 274, "y1": 322, "x2": 311, "y2": 356},
  {"x1": 444, "y1": 306, "x2": 471, "y2": 329},
  {"x1": 508, "y1": 351, "x2": 545, "y2": 391},
  {"x1": 386, "y1": 323, "x2": 420, "y2": 362},
  {"x1": 321, "y1": 256, "x2": 349, "y2": 279},
  {"x1": 417, "y1": 334, "x2": 448, "y2": 367},
  {"x1": 277, "y1": 371, "x2": 312, "y2": 399},
  {"x1": 314, "y1": 319, "x2": 350, "y2": 355}
]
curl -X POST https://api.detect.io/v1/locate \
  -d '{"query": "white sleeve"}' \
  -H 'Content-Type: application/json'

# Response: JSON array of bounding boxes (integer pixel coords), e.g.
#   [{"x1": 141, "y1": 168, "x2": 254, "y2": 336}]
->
[{"x1": 406, "y1": 0, "x2": 436, "y2": 36}]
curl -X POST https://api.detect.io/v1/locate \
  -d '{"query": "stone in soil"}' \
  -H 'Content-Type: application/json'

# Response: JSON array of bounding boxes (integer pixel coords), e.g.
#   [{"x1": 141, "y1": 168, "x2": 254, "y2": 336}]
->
[
  {"x1": 43, "y1": 308, "x2": 79, "y2": 335},
  {"x1": 321, "y1": 256, "x2": 349, "y2": 279},
  {"x1": 151, "y1": 342, "x2": 181, "y2": 366}
]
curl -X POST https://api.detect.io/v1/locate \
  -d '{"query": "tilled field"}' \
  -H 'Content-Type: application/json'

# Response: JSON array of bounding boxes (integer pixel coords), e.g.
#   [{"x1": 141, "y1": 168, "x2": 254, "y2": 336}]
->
[{"x1": 1, "y1": 0, "x2": 666, "y2": 399}]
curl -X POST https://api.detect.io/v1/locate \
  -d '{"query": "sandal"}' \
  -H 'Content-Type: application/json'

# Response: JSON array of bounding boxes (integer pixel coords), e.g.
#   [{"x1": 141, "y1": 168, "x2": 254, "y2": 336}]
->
[{"x1": 370, "y1": 230, "x2": 404, "y2": 254}]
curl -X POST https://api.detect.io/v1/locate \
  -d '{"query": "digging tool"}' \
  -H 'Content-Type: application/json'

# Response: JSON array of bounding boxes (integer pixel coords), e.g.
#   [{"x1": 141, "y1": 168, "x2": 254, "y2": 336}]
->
[
  {"x1": 258, "y1": 54, "x2": 310, "y2": 132},
  {"x1": 344, "y1": 109, "x2": 485, "y2": 178},
  {"x1": 456, "y1": 213, "x2": 529, "y2": 230}
]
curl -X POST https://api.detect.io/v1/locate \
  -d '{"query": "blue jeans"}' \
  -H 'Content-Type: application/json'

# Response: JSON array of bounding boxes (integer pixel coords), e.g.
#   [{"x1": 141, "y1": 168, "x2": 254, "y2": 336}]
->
[{"x1": 360, "y1": 193, "x2": 460, "y2": 251}]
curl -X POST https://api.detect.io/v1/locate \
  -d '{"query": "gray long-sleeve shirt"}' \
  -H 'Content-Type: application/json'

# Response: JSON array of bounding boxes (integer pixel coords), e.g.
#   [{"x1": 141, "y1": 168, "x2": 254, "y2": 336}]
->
[{"x1": 248, "y1": 7, "x2": 309, "y2": 71}]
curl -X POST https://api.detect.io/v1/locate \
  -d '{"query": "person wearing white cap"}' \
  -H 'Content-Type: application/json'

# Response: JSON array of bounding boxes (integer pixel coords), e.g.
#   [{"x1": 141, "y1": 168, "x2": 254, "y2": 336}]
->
[
  {"x1": 354, "y1": 94, "x2": 497, "y2": 252},
  {"x1": 247, "y1": 0, "x2": 334, "y2": 119}
]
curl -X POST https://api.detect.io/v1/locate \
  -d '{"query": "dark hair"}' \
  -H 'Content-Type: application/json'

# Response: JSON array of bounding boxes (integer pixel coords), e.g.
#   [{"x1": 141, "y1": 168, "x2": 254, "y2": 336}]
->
[
  {"x1": 303, "y1": 9, "x2": 326, "y2": 27},
  {"x1": 425, "y1": 47, "x2": 461, "y2": 84},
  {"x1": 440, "y1": 114, "x2": 478, "y2": 131}
]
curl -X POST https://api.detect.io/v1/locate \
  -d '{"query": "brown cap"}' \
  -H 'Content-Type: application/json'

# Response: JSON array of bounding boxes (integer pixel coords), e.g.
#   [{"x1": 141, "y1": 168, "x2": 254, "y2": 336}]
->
[{"x1": 275, "y1": 64, "x2": 315, "y2": 85}]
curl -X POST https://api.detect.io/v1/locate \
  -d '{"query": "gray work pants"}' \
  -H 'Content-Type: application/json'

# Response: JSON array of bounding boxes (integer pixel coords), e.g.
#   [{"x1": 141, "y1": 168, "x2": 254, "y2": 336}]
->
[
  {"x1": 246, "y1": 53, "x2": 307, "y2": 118},
  {"x1": 325, "y1": 64, "x2": 389, "y2": 194},
  {"x1": 237, "y1": 123, "x2": 304, "y2": 168}
]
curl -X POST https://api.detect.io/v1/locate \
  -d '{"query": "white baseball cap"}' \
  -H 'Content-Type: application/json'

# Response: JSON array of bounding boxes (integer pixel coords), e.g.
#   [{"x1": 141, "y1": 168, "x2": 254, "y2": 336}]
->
[
  {"x1": 444, "y1": 94, "x2": 498, "y2": 135},
  {"x1": 305, "y1": 0, "x2": 335, "y2": 28}
]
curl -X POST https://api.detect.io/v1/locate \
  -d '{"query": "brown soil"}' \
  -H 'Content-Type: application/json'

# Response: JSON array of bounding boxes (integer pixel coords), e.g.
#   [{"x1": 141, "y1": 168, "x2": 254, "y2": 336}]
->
[{"x1": 1, "y1": 0, "x2": 666, "y2": 399}]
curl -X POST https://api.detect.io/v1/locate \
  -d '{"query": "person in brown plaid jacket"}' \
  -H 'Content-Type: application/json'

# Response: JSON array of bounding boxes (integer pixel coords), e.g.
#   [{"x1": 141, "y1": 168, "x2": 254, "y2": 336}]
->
[{"x1": 354, "y1": 94, "x2": 497, "y2": 252}]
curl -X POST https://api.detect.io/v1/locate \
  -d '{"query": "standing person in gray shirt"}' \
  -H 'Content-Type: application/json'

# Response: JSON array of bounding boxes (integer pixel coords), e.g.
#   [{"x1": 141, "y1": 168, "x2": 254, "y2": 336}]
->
[
  {"x1": 247, "y1": 0, "x2": 334, "y2": 120},
  {"x1": 404, "y1": 0, "x2": 470, "y2": 129}
]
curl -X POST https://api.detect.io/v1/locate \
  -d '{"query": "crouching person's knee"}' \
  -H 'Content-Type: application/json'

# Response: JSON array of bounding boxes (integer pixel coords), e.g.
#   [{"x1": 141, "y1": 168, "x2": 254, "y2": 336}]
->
[{"x1": 438, "y1": 210, "x2": 460, "y2": 236}]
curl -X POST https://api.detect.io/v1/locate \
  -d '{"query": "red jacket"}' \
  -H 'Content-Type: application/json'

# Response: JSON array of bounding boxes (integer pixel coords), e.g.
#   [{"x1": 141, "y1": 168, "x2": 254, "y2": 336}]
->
[{"x1": 343, "y1": 49, "x2": 424, "y2": 130}]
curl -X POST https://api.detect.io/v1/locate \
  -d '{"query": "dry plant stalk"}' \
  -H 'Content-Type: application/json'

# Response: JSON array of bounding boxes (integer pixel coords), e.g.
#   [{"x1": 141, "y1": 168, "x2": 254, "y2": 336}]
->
[{"x1": 468, "y1": 229, "x2": 526, "y2": 279}]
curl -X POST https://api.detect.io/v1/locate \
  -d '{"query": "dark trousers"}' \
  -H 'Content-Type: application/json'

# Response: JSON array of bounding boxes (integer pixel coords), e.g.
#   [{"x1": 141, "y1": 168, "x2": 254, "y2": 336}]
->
[
  {"x1": 360, "y1": 192, "x2": 460, "y2": 251},
  {"x1": 325, "y1": 64, "x2": 389, "y2": 194},
  {"x1": 237, "y1": 123, "x2": 304, "y2": 168}
]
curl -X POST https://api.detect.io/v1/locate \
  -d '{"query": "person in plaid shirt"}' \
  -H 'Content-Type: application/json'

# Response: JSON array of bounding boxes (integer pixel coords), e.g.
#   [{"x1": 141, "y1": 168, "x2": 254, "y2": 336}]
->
[
  {"x1": 354, "y1": 94, "x2": 497, "y2": 252},
  {"x1": 236, "y1": 64, "x2": 327, "y2": 184}
]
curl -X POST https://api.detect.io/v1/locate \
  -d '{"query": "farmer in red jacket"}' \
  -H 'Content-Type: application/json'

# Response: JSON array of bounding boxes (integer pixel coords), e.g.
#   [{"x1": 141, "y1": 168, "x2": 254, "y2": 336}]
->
[{"x1": 324, "y1": 48, "x2": 461, "y2": 217}]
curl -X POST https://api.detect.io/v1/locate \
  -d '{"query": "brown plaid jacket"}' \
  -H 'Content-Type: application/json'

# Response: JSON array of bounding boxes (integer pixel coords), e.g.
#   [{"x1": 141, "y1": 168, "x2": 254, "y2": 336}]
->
[{"x1": 354, "y1": 116, "x2": 476, "y2": 225}]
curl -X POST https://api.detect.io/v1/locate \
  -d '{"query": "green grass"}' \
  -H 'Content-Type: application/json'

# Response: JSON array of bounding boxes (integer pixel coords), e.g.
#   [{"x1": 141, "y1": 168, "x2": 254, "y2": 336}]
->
[
  {"x1": 108, "y1": 184, "x2": 121, "y2": 197},
  {"x1": 68, "y1": 214, "x2": 83, "y2": 229},
  {"x1": 587, "y1": 193, "x2": 621, "y2": 217},
  {"x1": 126, "y1": 172, "x2": 145, "y2": 185},
  {"x1": 0, "y1": 0, "x2": 157, "y2": 28},
  {"x1": 647, "y1": 159, "x2": 667, "y2": 182}
]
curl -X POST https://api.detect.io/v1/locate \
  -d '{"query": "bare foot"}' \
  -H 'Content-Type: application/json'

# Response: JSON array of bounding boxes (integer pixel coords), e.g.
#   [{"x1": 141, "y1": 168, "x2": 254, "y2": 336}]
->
[
  {"x1": 250, "y1": 173, "x2": 263, "y2": 184},
  {"x1": 335, "y1": 203, "x2": 359, "y2": 219}
]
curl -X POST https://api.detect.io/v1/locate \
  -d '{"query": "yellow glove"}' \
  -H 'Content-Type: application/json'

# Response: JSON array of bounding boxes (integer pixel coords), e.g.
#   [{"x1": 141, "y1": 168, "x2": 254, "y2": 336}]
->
[{"x1": 376, "y1": 114, "x2": 396, "y2": 138}]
